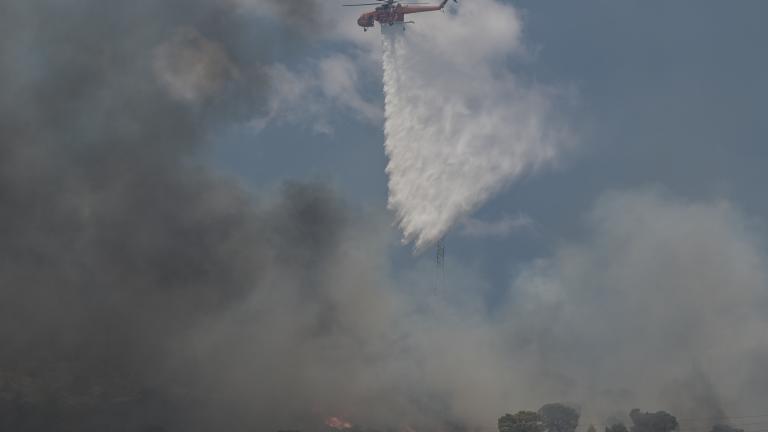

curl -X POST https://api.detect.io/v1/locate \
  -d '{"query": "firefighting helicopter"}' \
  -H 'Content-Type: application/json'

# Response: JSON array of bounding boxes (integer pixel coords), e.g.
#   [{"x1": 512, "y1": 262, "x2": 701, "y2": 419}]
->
[{"x1": 344, "y1": 0, "x2": 456, "y2": 31}]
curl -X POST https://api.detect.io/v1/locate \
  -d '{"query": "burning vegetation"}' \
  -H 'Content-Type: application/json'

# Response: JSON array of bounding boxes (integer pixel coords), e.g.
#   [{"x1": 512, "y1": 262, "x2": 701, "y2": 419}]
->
[{"x1": 326, "y1": 416, "x2": 354, "y2": 430}]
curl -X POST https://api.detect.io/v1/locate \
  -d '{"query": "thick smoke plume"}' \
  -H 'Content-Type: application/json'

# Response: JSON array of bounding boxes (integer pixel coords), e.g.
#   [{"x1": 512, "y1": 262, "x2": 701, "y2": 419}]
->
[
  {"x1": 0, "y1": 1, "x2": 388, "y2": 430},
  {"x1": 503, "y1": 190, "x2": 768, "y2": 422},
  {"x1": 1, "y1": 0, "x2": 767, "y2": 431},
  {"x1": 381, "y1": 0, "x2": 564, "y2": 250}
]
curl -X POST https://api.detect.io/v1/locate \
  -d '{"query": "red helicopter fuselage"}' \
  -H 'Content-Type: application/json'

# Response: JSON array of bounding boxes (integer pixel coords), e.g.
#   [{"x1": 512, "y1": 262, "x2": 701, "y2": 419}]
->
[{"x1": 357, "y1": 0, "x2": 450, "y2": 30}]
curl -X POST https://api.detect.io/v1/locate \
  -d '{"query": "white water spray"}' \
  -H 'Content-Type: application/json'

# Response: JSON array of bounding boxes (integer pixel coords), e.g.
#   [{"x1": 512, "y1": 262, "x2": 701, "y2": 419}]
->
[{"x1": 380, "y1": 0, "x2": 563, "y2": 250}]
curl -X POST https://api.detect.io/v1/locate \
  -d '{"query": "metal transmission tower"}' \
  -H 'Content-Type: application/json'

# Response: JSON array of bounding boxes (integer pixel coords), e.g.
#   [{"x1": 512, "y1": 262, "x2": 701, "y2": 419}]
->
[
  {"x1": 431, "y1": 239, "x2": 446, "y2": 292},
  {"x1": 436, "y1": 239, "x2": 446, "y2": 271}
]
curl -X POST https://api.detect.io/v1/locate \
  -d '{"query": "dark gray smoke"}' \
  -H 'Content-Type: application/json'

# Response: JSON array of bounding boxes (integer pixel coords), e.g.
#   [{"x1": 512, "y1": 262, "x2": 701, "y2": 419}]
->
[
  {"x1": 0, "y1": 2, "x2": 536, "y2": 430},
  {"x1": 0, "y1": 1, "x2": 365, "y2": 431},
  {"x1": 661, "y1": 369, "x2": 726, "y2": 426}
]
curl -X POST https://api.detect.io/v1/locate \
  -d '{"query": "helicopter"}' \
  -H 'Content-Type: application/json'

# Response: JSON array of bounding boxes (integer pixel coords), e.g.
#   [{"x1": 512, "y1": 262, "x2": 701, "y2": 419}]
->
[{"x1": 344, "y1": 0, "x2": 456, "y2": 31}]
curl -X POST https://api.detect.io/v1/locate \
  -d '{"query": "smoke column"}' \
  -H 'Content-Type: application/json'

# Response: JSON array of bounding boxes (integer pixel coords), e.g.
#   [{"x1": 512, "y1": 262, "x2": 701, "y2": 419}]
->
[
  {"x1": 381, "y1": 0, "x2": 564, "y2": 250},
  {"x1": 5, "y1": 1, "x2": 767, "y2": 430}
]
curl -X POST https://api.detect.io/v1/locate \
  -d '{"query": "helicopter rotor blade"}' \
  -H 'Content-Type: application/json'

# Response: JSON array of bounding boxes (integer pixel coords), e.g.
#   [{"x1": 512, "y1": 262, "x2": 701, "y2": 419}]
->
[
  {"x1": 342, "y1": 0, "x2": 389, "y2": 4},
  {"x1": 342, "y1": 0, "x2": 433, "y2": 7}
]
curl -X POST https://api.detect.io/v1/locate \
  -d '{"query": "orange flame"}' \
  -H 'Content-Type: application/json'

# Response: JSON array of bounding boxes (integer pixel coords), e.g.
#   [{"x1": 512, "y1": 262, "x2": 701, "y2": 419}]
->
[{"x1": 325, "y1": 416, "x2": 353, "y2": 430}]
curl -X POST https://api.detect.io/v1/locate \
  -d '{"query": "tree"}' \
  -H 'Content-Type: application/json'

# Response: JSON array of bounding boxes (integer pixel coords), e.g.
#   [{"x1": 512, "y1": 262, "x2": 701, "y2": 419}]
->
[
  {"x1": 499, "y1": 411, "x2": 545, "y2": 432},
  {"x1": 539, "y1": 403, "x2": 580, "y2": 432},
  {"x1": 587, "y1": 425, "x2": 597, "y2": 432},
  {"x1": 629, "y1": 409, "x2": 678, "y2": 432}
]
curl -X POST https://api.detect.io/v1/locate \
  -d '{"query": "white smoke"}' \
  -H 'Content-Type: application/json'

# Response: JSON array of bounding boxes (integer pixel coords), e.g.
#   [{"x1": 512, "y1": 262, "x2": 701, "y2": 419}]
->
[{"x1": 381, "y1": 0, "x2": 565, "y2": 250}]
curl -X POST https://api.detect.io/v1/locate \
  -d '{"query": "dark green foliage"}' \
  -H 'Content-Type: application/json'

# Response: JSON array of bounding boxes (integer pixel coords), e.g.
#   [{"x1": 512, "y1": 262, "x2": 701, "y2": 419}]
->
[
  {"x1": 499, "y1": 411, "x2": 545, "y2": 432},
  {"x1": 629, "y1": 409, "x2": 678, "y2": 432},
  {"x1": 539, "y1": 403, "x2": 580, "y2": 432}
]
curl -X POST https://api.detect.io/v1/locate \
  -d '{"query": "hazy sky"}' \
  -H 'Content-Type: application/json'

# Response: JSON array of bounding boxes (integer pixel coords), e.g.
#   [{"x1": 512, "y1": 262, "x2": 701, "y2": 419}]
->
[{"x1": 212, "y1": 0, "x2": 768, "y2": 294}]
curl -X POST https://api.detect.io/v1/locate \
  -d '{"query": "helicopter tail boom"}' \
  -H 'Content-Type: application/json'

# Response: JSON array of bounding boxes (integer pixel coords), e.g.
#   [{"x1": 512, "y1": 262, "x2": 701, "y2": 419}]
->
[{"x1": 401, "y1": 0, "x2": 455, "y2": 14}]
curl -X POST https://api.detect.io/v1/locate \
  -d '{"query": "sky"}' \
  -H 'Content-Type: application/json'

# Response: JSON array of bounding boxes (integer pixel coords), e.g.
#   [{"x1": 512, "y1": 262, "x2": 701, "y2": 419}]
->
[
  {"x1": 1, "y1": 0, "x2": 768, "y2": 431},
  {"x1": 213, "y1": 0, "x2": 768, "y2": 293}
]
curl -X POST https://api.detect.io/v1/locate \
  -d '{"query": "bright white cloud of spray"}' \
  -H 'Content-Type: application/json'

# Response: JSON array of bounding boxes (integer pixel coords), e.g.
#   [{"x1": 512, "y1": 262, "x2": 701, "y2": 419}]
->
[{"x1": 381, "y1": 0, "x2": 564, "y2": 250}]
